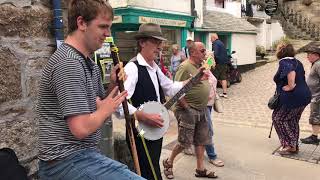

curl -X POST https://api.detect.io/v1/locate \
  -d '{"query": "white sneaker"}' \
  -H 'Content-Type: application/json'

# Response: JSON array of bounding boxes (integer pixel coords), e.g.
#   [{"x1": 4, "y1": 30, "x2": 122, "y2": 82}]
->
[{"x1": 219, "y1": 93, "x2": 228, "y2": 98}]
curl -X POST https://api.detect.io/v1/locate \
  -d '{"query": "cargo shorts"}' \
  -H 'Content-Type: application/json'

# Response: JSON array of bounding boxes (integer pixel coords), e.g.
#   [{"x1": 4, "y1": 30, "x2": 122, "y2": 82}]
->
[
  {"x1": 309, "y1": 101, "x2": 320, "y2": 125},
  {"x1": 213, "y1": 64, "x2": 229, "y2": 80},
  {"x1": 174, "y1": 107, "x2": 211, "y2": 147}
]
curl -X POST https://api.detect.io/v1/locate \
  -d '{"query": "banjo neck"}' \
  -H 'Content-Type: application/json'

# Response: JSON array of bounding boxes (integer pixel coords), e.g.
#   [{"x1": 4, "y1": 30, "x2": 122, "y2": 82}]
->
[
  {"x1": 164, "y1": 68, "x2": 205, "y2": 109},
  {"x1": 164, "y1": 57, "x2": 213, "y2": 110}
]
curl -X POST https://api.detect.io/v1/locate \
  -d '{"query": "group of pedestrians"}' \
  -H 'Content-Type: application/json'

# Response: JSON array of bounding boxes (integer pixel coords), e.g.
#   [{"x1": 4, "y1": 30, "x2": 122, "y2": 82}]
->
[{"x1": 272, "y1": 42, "x2": 320, "y2": 155}]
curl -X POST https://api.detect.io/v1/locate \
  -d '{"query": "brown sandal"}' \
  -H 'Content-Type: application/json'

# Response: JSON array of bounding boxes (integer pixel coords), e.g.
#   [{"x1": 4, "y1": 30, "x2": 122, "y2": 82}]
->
[
  {"x1": 195, "y1": 169, "x2": 218, "y2": 178},
  {"x1": 163, "y1": 158, "x2": 174, "y2": 179}
]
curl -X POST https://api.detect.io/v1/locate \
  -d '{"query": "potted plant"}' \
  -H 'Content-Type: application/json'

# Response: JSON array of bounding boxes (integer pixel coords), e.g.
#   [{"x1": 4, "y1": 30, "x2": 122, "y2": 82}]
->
[{"x1": 256, "y1": 45, "x2": 266, "y2": 59}]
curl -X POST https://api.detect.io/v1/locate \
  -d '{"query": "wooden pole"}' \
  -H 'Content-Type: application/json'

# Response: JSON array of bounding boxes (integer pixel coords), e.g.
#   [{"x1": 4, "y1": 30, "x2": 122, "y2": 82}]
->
[{"x1": 111, "y1": 44, "x2": 141, "y2": 175}]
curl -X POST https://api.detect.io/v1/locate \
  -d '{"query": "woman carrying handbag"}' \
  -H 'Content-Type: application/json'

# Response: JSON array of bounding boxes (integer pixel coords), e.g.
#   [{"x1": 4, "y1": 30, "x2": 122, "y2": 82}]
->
[{"x1": 272, "y1": 42, "x2": 311, "y2": 155}]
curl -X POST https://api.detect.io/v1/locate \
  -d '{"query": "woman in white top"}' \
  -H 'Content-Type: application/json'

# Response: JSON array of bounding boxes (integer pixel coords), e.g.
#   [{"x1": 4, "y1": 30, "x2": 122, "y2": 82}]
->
[{"x1": 170, "y1": 44, "x2": 186, "y2": 79}]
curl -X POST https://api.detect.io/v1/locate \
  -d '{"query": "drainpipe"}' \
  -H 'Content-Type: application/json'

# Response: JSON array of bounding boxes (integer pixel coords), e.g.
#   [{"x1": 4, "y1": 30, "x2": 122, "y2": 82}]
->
[
  {"x1": 52, "y1": 0, "x2": 64, "y2": 48},
  {"x1": 191, "y1": 0, "x2": 196, "y2": 28}
]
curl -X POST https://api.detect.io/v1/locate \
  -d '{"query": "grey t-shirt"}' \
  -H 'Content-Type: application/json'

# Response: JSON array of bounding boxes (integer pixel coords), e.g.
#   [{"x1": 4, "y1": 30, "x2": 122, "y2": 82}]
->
[
  {"x1": 307, "y1": 60, "x2": 320, "y2": 102},
  {"x1": 37, "y1": 43, "x2": 105, "y2": 161}
]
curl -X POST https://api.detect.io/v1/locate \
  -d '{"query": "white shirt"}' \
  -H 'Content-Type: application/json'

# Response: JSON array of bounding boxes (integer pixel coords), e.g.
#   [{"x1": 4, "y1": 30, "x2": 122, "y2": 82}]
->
[{"x1": 124, "y1": 53, "x2": 183, "y2": 114}]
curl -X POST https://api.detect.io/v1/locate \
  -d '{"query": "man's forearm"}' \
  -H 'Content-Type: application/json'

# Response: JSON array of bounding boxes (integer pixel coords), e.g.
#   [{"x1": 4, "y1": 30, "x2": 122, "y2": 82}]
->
[{"x1": 68, "y1": 109, "x2": 110, "y2": 139}]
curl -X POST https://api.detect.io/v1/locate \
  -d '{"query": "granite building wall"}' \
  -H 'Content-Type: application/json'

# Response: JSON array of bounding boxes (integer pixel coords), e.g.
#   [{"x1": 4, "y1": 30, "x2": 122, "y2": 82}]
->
[{"x1": 0, "y1": 0, "x2": 68, "y2": 177}]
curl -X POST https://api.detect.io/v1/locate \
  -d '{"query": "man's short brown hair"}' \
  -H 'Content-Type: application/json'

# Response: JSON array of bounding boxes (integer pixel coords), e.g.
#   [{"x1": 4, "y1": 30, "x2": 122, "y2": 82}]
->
[
  {"x1": 68, "y1": 0, "x2": 114, "y2": 34},
  {"x1": 276, "y1": 42, "x2": 296, "y2": 59}
]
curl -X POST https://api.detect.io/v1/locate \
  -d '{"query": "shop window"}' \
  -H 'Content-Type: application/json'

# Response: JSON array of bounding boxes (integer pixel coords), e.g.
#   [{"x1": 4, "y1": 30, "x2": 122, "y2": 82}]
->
[{"x1": 160, "y1": 28, "x2": 177, "y2": 67}]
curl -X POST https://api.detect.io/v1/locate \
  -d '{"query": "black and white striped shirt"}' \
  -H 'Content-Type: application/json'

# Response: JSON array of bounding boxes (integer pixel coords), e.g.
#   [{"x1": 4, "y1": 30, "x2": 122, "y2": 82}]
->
[{"x1": 37, "y1": 43, "x2": 105, "y2": 161}]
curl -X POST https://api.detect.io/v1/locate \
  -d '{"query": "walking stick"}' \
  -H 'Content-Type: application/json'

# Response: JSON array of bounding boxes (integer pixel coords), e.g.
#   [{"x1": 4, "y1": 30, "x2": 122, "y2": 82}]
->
[
  {"x1": 268, "y1": 121, "x2": 274, "y2": 138},
  {"x1": 111, "y1": 44, "x2": 141, "y2": 175}
]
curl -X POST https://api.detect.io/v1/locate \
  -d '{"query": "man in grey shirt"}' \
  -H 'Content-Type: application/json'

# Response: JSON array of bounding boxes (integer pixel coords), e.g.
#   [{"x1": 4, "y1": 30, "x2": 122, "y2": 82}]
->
[{"x1": 301, "y1": 46, "x2": 320, "y2": 145}]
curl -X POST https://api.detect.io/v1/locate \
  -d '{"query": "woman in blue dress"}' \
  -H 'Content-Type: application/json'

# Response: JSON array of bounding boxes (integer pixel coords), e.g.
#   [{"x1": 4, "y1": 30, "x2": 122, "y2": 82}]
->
[{"x1": 272, "y1": 42, "x2": 311, "y2": 155}]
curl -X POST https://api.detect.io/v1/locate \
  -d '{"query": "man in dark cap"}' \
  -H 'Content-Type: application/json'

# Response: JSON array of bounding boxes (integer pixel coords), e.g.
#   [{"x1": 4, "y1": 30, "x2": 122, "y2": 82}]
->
[
  {"x1": 301, "y1": 46, "x2": 320, "y2": 145},
  {"x1": 123, "y1": 23, "x2": 186, "y2": 180}
]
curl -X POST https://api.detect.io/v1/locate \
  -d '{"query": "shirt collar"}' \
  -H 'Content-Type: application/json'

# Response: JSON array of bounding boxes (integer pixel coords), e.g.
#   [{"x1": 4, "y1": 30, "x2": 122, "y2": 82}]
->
[
  {"x1": 137, "y1": 53, "x2": 157, "y2": 72},
  {"x1": 279, "y1": 57, "x2": 295, "y2": 61}
]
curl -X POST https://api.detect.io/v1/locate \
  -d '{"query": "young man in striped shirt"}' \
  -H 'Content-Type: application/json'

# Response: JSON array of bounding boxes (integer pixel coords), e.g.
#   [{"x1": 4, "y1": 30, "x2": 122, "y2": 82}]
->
[{"x1": 37, "y1": 0, "x2": 144, "y2": 179}]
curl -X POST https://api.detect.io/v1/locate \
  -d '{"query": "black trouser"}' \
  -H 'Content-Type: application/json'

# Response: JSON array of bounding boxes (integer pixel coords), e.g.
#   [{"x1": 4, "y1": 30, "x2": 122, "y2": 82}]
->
[{"x1": 126, "y1": 128, "x2": 163, "y2": 180}]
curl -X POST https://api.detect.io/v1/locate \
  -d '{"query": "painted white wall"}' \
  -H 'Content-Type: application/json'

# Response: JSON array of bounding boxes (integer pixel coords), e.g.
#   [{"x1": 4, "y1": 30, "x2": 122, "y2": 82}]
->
[
  {"x1": 255, "y1": 21, "x2": 267, "y2": 48},
  {"x1": 254, "y1": 20, "x2": 285, "y2": 50},
  {"x1": 225, "y1": 2, "x2": 242, "y2": 18},
  {"x1": 270, "y1": 21, "x2": 285, "y2": 48},
  {"x1": 194, "y1": 0, "x2": 204, "y2": 28},
  {"x1": 231, "y1": 34, "x2": 256, "y2": 65},
  {"x1": 206, "y1": 0, "x2": 242, "y2": 18},
  {"x1": 109, "y1": 0, "x2": 191, "y2": 14},
  {"x1": 109, "y1": 0, "x2": 128, "y2": 7}
]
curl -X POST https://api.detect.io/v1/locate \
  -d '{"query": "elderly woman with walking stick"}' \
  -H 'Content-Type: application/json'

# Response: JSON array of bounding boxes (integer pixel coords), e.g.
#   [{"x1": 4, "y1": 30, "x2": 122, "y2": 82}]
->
[{"x1": 272, "y1": 42, "x2": 311, "y2": 155}]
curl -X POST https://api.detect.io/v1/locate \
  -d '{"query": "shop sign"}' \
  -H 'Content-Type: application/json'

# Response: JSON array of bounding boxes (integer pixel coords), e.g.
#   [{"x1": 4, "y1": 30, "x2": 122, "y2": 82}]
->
[
  {"x1": 265, "y1": 0, "x2": 278, "y2": 16},
  {"x1": 139, "y1": 16, "x2": 187, "y2": 27},
  {"x1": 113, "y1": 16, "x2": 122, "y2": 23}
]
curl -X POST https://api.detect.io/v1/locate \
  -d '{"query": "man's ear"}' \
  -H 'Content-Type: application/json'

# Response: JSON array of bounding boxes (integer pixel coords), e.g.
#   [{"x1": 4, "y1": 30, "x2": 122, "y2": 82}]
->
[
  {"x1": 139, "y1": 40, "x2": 146, "y2": 48},
  {"x1": 76, "y1": 16, "x2": 87, "y2": 32}
]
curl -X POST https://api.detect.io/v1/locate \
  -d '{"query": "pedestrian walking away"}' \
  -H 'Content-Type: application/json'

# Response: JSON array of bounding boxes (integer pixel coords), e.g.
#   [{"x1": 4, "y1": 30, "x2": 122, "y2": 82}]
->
[
  {"x1": 211, "y1": 33, "x2": 230, "y2": 98},
  {"x1": 37, "y1": 1, "x2": 143, "y2": 179},
  {"x1": 300, "y1": 46, "x2": 320, "y2": 145},
  {"x1": 272, "y1": 42, "x2": 311, "y2": 155}
]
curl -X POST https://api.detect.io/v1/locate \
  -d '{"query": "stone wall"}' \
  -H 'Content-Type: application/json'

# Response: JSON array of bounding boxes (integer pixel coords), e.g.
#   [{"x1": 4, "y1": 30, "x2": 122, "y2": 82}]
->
[{"x1": 0, "y1": 0, "x2": 63, "y2": 177}]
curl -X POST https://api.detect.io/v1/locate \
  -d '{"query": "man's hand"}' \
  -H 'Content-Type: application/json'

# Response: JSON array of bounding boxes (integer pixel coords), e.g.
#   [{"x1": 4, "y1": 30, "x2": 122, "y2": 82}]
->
[
  {"x1": 110, "y1": 63, "x2": 127, "y2": 85},
  {"x1": 135, "y1": 111, "x2": 164, "y2": 128},
  {"x1": 200, "y1": 69, "x2": 210, "y2": 81},
  {"x1": 67, "y1": 86, "x2": 128, "y2": 140},
  {"x1": 96, "y1": 86, "x2": 128, "y2": 116}
]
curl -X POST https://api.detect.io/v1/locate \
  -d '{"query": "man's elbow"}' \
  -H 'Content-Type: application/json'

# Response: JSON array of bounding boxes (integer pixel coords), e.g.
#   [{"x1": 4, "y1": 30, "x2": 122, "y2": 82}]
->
[
  {"x1": 69, "y1": 127, "x2": 90, "y2": 140},
  {"x1": 67, "y1": 118, "x2": 90, "y2": 140}
]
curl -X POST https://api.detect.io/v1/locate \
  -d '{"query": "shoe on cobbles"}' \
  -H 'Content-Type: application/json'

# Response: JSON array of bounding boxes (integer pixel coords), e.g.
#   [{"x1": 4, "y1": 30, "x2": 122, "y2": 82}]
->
[
  {"x1": 219, "y1": 93, "x2": 228, "y2": 98},
  {"x1": 300, "y1": 135, "x2": 319, "y2": 145},
  {"x1": 184, "y1": 147, "x2": 194, "y2": 155}
]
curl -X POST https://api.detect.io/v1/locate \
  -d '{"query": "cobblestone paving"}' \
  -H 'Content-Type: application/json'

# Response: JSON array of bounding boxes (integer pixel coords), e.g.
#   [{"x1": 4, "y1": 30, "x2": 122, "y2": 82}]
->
[{"x1": 213, "y1": 53, "x2": 312, "y2": 132}]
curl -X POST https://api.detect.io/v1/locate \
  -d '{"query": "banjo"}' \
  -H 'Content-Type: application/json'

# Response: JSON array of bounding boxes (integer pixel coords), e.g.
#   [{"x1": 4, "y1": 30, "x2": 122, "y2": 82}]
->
[{"x1": 136, "y1": 57, "x2": 214, "y2": 140}]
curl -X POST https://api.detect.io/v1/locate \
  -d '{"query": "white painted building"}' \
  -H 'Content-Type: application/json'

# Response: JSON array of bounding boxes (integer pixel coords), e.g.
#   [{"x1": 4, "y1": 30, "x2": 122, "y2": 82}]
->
[
  {"x1": 241, "y1": 3, "x2": 285, "y2": 50},
  {"x1": 109, "y1": 0, "x2": 258, "y2": 69},
  {"x1": 201, "y1": 0, "x2": 257, "y2": 68}
]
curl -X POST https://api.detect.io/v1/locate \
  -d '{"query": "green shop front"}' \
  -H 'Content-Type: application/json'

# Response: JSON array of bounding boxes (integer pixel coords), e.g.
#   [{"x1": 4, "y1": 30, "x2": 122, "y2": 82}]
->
[{"x1": 111, "y1": 7, "x2": 194, "y2": 63}]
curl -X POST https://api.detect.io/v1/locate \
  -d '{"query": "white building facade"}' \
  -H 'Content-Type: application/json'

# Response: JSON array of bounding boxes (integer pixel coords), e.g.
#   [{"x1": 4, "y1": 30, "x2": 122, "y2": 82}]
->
[{"x1": 109, "y1": 0, "x2": 258, "y2": 69}]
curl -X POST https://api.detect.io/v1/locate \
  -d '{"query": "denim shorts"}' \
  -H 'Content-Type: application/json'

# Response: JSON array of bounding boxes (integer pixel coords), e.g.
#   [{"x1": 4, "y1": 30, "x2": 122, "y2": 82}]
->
[
  {"x1": 175, "y1": 108, "x2": 211, "y2": 147},
  {"x1": 38, "y1": 149, "x2": 145, "y2": 180}
]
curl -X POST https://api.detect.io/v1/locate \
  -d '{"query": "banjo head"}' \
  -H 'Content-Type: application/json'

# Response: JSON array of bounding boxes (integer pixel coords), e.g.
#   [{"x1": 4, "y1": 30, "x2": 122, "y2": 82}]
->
[{"x1": 137, "y1": 101, "x2": 170, "y2": 141}]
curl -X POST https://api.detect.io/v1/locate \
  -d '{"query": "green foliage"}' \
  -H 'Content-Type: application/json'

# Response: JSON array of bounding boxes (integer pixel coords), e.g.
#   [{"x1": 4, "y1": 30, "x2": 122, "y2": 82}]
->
[
  {"x1": 256, "y1": 45, "x2": 266, "y2": 56},
  {"x1": 272, "y1": 36, "x2": 292, "y2": 51}
]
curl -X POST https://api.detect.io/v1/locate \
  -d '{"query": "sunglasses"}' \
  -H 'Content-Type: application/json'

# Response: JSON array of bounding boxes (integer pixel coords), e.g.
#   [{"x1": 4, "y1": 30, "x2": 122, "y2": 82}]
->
[{"x1": 148, "y1": 38, "x2": 162, "y2": 45}]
